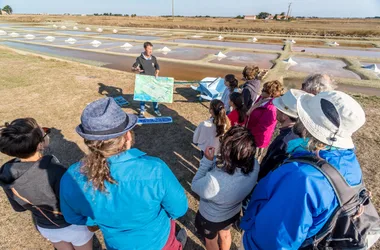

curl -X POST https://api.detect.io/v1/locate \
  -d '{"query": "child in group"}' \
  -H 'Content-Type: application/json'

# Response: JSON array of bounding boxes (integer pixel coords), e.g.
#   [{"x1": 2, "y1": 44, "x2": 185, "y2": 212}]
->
[
  {"x1": 221, "y1": 74, "x2": 239, "y2": 114},
  {"x1": 192, "y1": 126, "x2": 260, "y2": 250},
  {"x1": 193, "y1": 100, "x2": 231, "y2": 157},
  {"x1": 228, "y1": 92, "x2": 248, "y2": 126},
  {"x1": 246, "y1": 80, "x2": 284, "y2": 160},
  {"x1": 0, "y1": 118, "x2": 93, "y2": 250}
]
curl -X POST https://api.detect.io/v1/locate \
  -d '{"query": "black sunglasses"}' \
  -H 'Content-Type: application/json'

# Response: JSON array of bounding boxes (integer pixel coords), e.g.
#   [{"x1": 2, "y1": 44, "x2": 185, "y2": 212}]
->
[{"x1": 42, "y1": 127, "x2": 51, "y2": 138}]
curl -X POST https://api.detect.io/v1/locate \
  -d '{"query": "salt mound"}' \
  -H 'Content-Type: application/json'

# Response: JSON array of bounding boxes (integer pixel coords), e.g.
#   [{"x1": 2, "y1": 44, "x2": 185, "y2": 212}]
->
[
  {"x1": 329, "y1": 41, "x2": 340, "y2": 46},
  {"x1": 161, "y1": 46, "x2": 171, "y2": 52},
  {"x1": 113, "y1": 29, "x2": 118, "y2": 34},
  {"x1": 215, "y1": 51, "x2": 227, "y2": 58},
  {"x1": 218, "y1": 35, "x2": 224, "y2": 40},
  {"x1": 121, "y1": 43, "x2": 133, "y2": 48},
  {"x1": 85, "y1": 27, "x2": 91, "y2": 31},
  {"x1": 283, "y1": 57, "x2": 298, "y2": 65},
  {"x1": 24, "y1": 34, "x2": 36, "y2": 40},
  {"x1": 90, "y1": 40, "x2": 102, "y2": 47},
  {"x1": 251, "y1": 37, "x2": 258, "y2": 42},
  {"x1": 192, "y1": 35, "x2": 203, "y2": 38},
  {"x1": 65, "y1": 38, "x2": 77, "y2": 44},
  {"x1": 53, "y1": 24, "x2": 58, "y2": 28},
  {"x1": 73, "y1": 26, "x2": 78, "y2": 30},
  {"x1": 61, "y1": 26, "x2": 67, "y2": 30},
  {"x1": 9, "y1": 32, "x2": 20, "y2": 38},
  {"x1": 45, "y1": 36, "x2": 56, "y2": 42},
  {"x1": 286, "y1": 39, "x2": 296, "y2": 44},
  {"x1": 97, "y1": 28, "x2": 103, "y2": 33},
  {"x1": 0, "y1": 30, "x2": 7, "y2": 36},
  {"x1": 362, "y1": 64, "x2": 380, "y2": 73}
]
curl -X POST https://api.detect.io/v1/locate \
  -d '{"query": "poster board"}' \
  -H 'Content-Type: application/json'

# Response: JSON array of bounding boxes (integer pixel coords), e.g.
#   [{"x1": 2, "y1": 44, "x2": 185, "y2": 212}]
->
[{"x1": 133, "y1": 75, "x2": 174, "y2": 103}]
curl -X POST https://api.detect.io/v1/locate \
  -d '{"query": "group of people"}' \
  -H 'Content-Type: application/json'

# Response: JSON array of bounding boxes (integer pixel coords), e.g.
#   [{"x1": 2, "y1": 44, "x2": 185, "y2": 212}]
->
[{"x1": 0, "y1": 40, "x2": 379, "y2": 250}]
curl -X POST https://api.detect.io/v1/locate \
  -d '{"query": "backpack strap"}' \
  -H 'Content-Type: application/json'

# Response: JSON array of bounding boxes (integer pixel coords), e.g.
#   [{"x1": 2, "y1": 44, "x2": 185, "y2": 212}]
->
[
  {"x1": 10, "y1": 155, "x2": 62, "y2": 228},
  {"x1": 285, "y1": 156, "x2": 363, "y2": 206}
]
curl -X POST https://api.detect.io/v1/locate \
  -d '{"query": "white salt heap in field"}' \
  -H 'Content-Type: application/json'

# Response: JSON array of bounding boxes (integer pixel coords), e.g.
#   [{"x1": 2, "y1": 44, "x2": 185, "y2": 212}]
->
[
  {"x1": 328, "y1": 41, "x2": 340, "y2": 46},
  {"x1": 45, "y1": 36, "x2": 56, "y2": 42},
  {"x1": 113, "y1": 29, "x2": 118, "y2": 34},
  {"x1": 97, "y1": 28, "x2": 103, "y2": 33},
  {"x1": 251, "y1": 37, "x2": 258, "y2": 42},
  {"x1": 25, "y1": 34, "x2": 36, "y2": 40},
  {"x1": 362, "y1": 64, "x2": 380, "y2": 73},
  {"x1": 215, "y1": 51, "x2": 227, "y2": 58},
  {"x1": 192, "y1": 35, "x2": 203, "y2": 38},
  {"x1": 9, "y1": 32, "x2": 20, "y2": 37},
  {"x1": 90, "y1": 40, "x2": 102, "y2": 47},
  {"x1": 283, "y1": 57, "x2": 298, "y2": 65},
  {"x1": 53, "y1": 24, "x2": 58, "y2": 28},
  {"x1": 121, "y1": 43, "x2": 133, "y2": 48},
  {"x1": 218, "y1": 35, "x2": 224, "y2": 40},
  {"x1": 65, "y1": 38, "x2": 77, "y2": 44},
  {"x1": 161, "y1": 47, "x2": 171, "y2": 52},
  {"x1": 61, "y1": 26, "x2": 67, "y2": 30},
  {"x1": 85, "y1": 27, "x2": 91, "y2": 31},
  {"x1": 73, "y1": 26, "x2": 78, "y2": 30},
  {"x1": 0, "y1": 30, "x2": 7, "y2": 35}
]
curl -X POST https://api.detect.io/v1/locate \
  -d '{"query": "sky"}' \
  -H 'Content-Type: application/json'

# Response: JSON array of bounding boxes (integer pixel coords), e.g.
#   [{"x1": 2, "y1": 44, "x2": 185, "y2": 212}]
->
[{"x1": 1, "y1": 0, "x2": 379, "y2": 17}]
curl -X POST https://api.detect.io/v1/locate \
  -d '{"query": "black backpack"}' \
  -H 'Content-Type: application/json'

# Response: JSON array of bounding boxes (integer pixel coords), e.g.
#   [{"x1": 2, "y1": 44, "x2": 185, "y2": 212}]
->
[{"x1": 284, "y1": 156, "x2": 380, "y2": 250}]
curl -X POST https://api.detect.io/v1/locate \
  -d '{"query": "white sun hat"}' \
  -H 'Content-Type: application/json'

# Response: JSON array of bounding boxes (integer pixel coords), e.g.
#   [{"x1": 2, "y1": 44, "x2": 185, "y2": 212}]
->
[
  {"x1": 273, "y1": 89, "x2": 307, "y2": 118},
  {"x1": 297, "y1": 91, "x2": 365, "y2": 149}
]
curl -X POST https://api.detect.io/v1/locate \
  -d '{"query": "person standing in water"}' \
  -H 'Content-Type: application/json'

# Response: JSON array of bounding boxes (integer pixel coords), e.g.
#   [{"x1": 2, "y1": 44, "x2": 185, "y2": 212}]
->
[{"x1": 132, "y1": 41, "x2": 161, "y2": 118}]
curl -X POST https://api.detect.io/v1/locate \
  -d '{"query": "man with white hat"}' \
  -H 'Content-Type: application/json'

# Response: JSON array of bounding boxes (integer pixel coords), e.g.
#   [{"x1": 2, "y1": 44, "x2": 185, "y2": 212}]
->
[
  {"x1": 258, "y1": 89, "x2": 306, "y2": 181},
  {"x1": 240, "y1": 91, "x2": 370, "y2": 249}
]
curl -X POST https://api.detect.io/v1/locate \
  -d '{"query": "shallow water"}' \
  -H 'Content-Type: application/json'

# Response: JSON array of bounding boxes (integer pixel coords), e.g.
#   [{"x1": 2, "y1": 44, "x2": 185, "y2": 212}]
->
[
  {"x1": 171, "y1": 39, "x2": 283, "y2": 51},
  {"x1": 76, "y1": 41, "x2": 127, "y2": 50},
  {"x1": 289, "y1": 56, "x2": 361, "y2": 79},
  {"x1": 157, "y1": 47, "x2": 219, "y2": 60},
  {"x1": 0, "y1": 41, "x2": 241, "y2": 80},
  {"x1": 53, "y1": 30, "x2": 98, "y2": 35},
  {"x1": 16, "y1": 27, "x2": 53, "y2": 31},
  {"x1": 293, "y1": 46, "x2": 380, "y2": 58},
  {"x1": 209, "y1": 51, "x2": 278, "y2": 69},
  {"x1": 98, "y1": 34, "x2": 160, "y2": 41}
]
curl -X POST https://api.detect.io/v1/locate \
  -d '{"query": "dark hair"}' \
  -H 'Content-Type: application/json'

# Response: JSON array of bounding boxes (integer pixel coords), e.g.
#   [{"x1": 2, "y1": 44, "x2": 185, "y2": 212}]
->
[
  {"x1": 0, "y1": 118, "x2": 43, "y2": 158},
  {"x1": 144, "y1": 42, "x2": 153, "y2": 48},
  {"x1": 289, "y1": 116, "x2": 298, "y2": 122},
  {"x1": 243, "y1": 66, "x2": 260, "y2": 80},
  {"x1": 218, "y1": 126, "x2": 257, "y2": 175},
  {"x1": 230, "y1": 92, "x2": 247, "y2": 123},
  {"x1": 225, "y1": 74, "x2": 238, "y2": 92},
  {"x1": 210, "y1": 100, "x2": 231, "y2": 137}
]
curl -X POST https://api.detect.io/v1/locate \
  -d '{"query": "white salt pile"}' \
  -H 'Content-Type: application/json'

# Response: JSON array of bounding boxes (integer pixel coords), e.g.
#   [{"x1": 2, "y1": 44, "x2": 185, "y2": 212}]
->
[
  {"x1": 90, "y1": 40, "x2": 102, "y2": 47},
  {"x1": 329, "y1": 41, "x2": 340, "y2": 46},
  {"x1": 45, "y1": 36, "x2": 56, "y2": 42},
  {"x1": 113, "y1": 29, "x2": 118, "y2": 34},
  {"x1": 0, "y1": 30, "x2": 7, "y2": 36},
  {"x1": 97, "y1": 28, "x2": 103, "y2": 33},
  {"x1": 251, "y1": 37, "x2": 258, "y2": 42},
  {"x1": 24, "y1": 34, "x2": 36, "y2": 40},
  {"x1": 9, "y1": 32, "x2": 20, "y2": 38},
  {"x1": 61, "y1": 26, "x2": 67, "y2": 30},
  {"x1": 192, "y1": 35, "x2": 203, "y2": 38},
  {"x1": 85, "y1": 27, "x2": 91, "y2": 31},
  {"x1": 283, "y1": 57, "x2": 298, "y2": 65},
  {"x1": 215, "y1": 51, "x2": 227, "y2": 58},
  {"x1": 73, "y1": 26, "x2": 79, "y2": 30},
  {"x1": 53, "y1": 24, "x2": 58, "y2": 28},
  {"x1": 218, "y1": 35, "x2": 224, "y2": 40},
  {"x1": 161, "y1": 47, "x2": 171, "y2": 52},
  {"x1": 121, "y1": 43, "x2": 133, "y2": 48},
  {"x1": 65, "y1": 38, "x2": 77, "y2": 44}
]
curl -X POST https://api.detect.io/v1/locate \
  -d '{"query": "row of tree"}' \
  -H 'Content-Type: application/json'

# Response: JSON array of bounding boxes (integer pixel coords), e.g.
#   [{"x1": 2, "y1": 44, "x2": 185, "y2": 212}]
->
[
  {"x1": 0, "y1": 5, "x2": 13, "y2": 14},
  {"x1": 93, "y1": 13, "x2": 137, "y2": 17}
]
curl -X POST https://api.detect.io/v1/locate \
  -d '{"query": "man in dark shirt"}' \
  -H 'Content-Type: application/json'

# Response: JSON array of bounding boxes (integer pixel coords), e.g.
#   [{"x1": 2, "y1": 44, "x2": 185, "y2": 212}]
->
[
  {"x1": 132, "y1": 41, "x2": 161, "y2": 118},
  {"x1": 258, "y1": 89, "x2": 307, "y2": 181}
]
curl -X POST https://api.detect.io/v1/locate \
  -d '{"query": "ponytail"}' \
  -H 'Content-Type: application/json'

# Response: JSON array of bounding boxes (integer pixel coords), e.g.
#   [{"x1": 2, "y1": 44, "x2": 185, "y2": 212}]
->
[
  {"x1": 82, "y1": 136, "x2": 126, "y2": 192},
  {"x1": 230, "y1": 92, "x2": 248, "y2": 123},
  {"x1": 225, "y1": 74, "x2": 238, "y2": 93},
  {"x1": 210, "y1": 100, "x2": 231, "y2": 137}
]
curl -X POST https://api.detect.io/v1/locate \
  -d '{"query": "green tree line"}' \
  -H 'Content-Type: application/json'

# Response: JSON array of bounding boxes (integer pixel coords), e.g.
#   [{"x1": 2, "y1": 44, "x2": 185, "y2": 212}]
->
[{"x1": 0, "y1": 5, "x2": 13, "y2": 14}]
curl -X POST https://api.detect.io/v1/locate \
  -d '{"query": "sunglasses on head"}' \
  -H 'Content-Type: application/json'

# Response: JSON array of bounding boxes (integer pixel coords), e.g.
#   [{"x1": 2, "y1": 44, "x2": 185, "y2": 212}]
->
[{"x1": 42, "y1": 127, "x2": 51, "y2": 138}]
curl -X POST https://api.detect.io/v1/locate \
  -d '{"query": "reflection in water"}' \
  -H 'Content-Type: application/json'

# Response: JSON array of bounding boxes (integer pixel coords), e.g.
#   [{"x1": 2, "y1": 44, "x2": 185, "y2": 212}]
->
[{"x1": 289, "y1": 56, "x2": 361, "y2": 79}]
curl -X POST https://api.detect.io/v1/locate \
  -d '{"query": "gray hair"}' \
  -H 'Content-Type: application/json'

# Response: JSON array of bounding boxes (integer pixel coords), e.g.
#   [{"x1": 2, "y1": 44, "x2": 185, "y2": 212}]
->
[{"x1": 302, "y1": 74, "x2": 337, "y2": 95}]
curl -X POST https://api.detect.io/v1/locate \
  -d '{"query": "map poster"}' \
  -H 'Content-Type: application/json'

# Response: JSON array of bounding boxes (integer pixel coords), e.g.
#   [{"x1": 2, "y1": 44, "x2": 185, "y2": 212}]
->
[{"x1": 133, "y1": 75, "x2": 174, "y2": 103}]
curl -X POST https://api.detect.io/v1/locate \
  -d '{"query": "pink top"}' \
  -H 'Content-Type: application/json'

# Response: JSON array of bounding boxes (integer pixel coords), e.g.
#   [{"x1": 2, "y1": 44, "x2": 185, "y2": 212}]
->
[{"x1": 247, "y1": 97, "x2": 277, "y2": 148}]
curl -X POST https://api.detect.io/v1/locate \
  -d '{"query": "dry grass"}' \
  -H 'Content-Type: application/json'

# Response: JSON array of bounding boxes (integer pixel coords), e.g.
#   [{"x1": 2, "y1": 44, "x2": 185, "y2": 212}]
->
[
  {"x1": 0, "y1": 47, "x2": 379, "y2": 250},
  {"x1": 1, "y1": 15, "x2": 380, "y2": 37}
]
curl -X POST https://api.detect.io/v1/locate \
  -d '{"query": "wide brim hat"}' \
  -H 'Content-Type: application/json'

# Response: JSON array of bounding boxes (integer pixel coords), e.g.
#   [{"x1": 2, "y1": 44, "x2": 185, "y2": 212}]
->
[
  {"x1": 76, "y1": 97, "x2": 138, "y2": 141},
  {"x1": 273, "y1": 89, "x2": 307, "y2": 118},
  {"x1": 297, "y1": 91, "x2": 365, "y2": 149}
]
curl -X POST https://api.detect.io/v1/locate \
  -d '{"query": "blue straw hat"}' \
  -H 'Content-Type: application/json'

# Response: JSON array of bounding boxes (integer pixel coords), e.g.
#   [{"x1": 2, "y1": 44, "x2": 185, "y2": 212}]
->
[{"x1": 76, "y1": 97, "x2": 138, "y2": 141}]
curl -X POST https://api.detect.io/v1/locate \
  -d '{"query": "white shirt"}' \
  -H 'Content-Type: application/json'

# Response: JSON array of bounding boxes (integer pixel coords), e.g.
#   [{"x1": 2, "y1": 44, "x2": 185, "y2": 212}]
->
[{"x1": 193, "y1": 118, "x2": 221, "y2": 155}]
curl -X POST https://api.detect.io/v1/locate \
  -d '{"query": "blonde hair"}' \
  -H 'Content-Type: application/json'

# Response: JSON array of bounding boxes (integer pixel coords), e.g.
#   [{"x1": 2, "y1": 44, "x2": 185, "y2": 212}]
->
[
  {"x1": 263, "y1": 80, "x2": 285, "y2": 98},
  {"x1": 210, "y1": 99, "x2": 231, "y2": 137},
  {"x1": 82, "y1": 135, "x2": 127, "y2": 192},
  {"x1": 243, "y1": 66, "x2": 260, "y2": 80}
]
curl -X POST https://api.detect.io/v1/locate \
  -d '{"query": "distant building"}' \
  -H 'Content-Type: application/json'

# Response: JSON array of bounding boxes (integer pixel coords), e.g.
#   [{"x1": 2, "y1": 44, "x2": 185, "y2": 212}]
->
[
  {"x1": 1, "y1": 10, "x2": 9, "y2": 15},
  {"x1": 244, "y1": 15, "x2": 257, "y2": 20}
]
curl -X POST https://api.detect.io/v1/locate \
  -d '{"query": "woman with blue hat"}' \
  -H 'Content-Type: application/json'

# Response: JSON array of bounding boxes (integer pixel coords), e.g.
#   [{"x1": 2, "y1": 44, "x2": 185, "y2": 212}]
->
[{"x1": 60, "y1": 97, "x2": 188, "y2": 250}]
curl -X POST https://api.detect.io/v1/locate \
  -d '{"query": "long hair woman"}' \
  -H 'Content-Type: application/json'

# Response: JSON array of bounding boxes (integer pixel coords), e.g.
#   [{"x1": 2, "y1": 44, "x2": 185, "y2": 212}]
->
[
  {"x1": 221, "y1": 74, "x2": 239, "y2": 114},
  {"x1": 228, "y1": 92, "x2": 248, "y2": 126},
  {"x1": 192, "y1": 126, "x2": 260, "y2": 250},
  {"x1": 0, "y1": 118, "x2": 93, "y2": 250},
  {"x1": 193, "y1": 99, "x2": 231, "y2": 157},
  {"x1": 59, "y1": 98, "x2": 188, "y2": 250}
]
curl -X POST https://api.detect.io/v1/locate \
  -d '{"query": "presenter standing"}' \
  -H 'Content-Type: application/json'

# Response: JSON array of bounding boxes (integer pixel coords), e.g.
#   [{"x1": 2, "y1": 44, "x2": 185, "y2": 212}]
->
[{"x1": 132, "y1": 41, "x2": 161, "y2": 118}]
